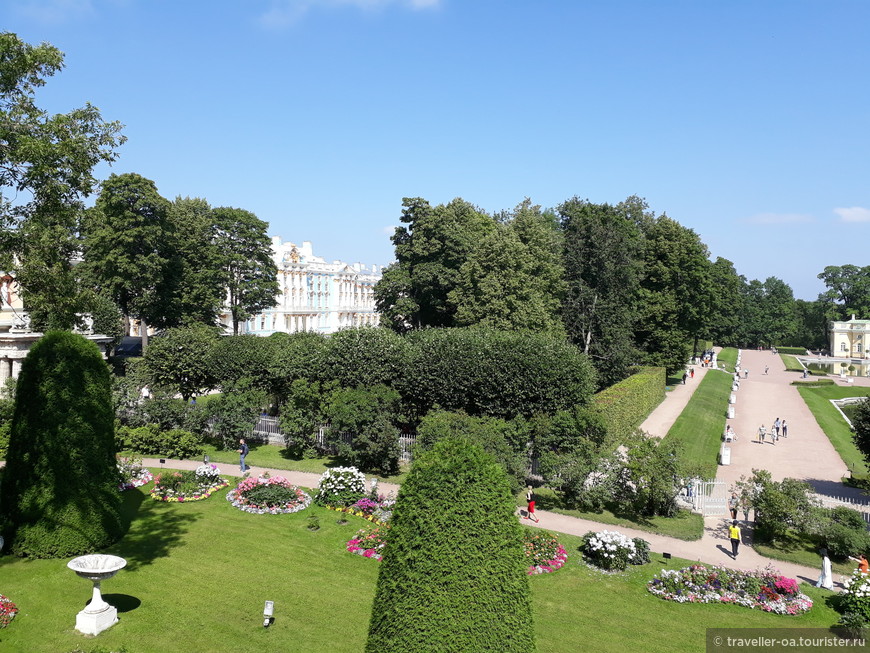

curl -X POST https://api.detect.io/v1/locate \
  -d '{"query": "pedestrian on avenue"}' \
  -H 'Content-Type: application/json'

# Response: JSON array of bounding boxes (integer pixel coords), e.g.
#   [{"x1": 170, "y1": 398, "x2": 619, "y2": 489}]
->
[
  {"x1": 690, "y1": 367, "x2": 695, "y2": 378},
  {"x1": 744, "y1": 369, "x2": 749, "y2": 379},
  {"x1": 525, "y1": 486, "x2": 539, "y2": 523},
  {"x1": 729, "y1": 520, "x2": 742, "y2": 558},
  {"x1": 764, "y1": 365, "x2": 769, "y2": 375},
  {"x1": 682, "y1": 372, "x2": 687, "y2": 385},
  {"x1": 757, "y1": 424, "x2": 766, "y2": 444},
  {"x1": 773, "y1": 417, "x2": 781, "y2": 439},
  {"x1": 237, "y1": 437, "x2": 249, "y2": 473},
  {"x1": 781, "y1": 419, "x2": 788, "y2": 438},
  {"x1": 816, "y1": 548, "x2": 834, "y2": 590},
  {"x1": 729, "y1": 493, "x2": 739, "y2": 520}
]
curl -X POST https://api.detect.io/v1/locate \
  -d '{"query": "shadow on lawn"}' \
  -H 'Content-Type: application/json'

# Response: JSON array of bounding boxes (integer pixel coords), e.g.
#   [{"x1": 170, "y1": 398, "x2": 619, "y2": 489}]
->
[{"x1": 110, "y1": 488, "x2": 200, "y2": 571}]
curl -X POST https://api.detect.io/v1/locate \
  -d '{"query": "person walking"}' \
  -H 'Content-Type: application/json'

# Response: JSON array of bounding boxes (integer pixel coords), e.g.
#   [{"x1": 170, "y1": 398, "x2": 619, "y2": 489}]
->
[
  {"x1": 744, "y1": 369, "x2": 749, "y2": 379},
  {"x1": 729, "y1": 520, "x2": 742, "y2": 558},
  {"x1": 781, "y1": 419, "x2": 788, "y2": 438},
  {"x1": 525, "y1": 486, "x2": 539, "y2": 523},
  {"x1": 764, "y1": 365, "x2": 769, "y2": 375},
  {"x1": 237, "y1": 437, "x2": 249, "y2": 473},
  {"x1": 757, "y1": 424, "x2": 766, "y2": 444},
  {"x1": 729, "y1": 493, "x2": 739, "y2": 520},
  {"x1": 816, "y1": 548, "x2": 834, "y2": 590},
  {"x1": 773, "y1": 418, "x2": 781, "y2": 439},
  {"x1": 849, "y1": 553, "x2": 869, "y2": 575},
  {"x1": 682, "y1": 372, "x2": 687, "y2": 385}
]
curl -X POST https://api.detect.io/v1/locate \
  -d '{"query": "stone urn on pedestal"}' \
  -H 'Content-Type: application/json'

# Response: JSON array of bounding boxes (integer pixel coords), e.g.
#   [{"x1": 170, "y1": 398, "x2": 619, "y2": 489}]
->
[{"x1": 67, "y1": 554, "x2": 126, "y2": 635}]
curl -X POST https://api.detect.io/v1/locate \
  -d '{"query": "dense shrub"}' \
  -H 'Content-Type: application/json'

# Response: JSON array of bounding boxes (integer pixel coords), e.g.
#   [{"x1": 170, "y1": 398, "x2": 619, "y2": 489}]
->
[
  {"x1": 592, "y1": 366, "x2": 665, "y2": 444},
  {"x1": 0, "y1": 332, "x2": 123, "y2": 557},
  {"x1": 118, "y1": 424, "x2": 204, "y2": 459},
  {"x1": 266, "y1": 331, "x2": 328, "y2": 397},
  {"x1": 734, "y1": 470, "x2": 819, "y2": 544},
  {"x1": 775, "y1": 346, "x2": 808, "y2": 355},
  {"x1": 852, "y1": 398, "x2": 870, "y2": 470},
  {"x1": 819, "y1": 506, "x2": 870, "y2": 559},
  {"x1": 582, "y1": 530, "x2": 639, "y2": 571},
  {"x1": 142, "y1": 324, "x2": 220, "y2": 400},
  {"x1": 210, "y1": 334, "x2": 274, "y2": 392},
  {"x1": 841, "y1": 571, "x2": 870, "y2": 623},
  {"x1": 315, "y1": 467, "x2": 367, "y2": 507},
  {"x1": 366, "y1": 438, "x2": 534, "y2": 653},
  {"x1": 401, "y1": 327, "x2": 595, "y2": 420},
  {"x1": 204, "y1": 387, "x2": 266, "y2": 450},
  {"x1": 416, "y1": 410, "x2": 528, "y2": 491},
  {"x1": 321, "y1": 327, "x2": 410, "y2": 389}
]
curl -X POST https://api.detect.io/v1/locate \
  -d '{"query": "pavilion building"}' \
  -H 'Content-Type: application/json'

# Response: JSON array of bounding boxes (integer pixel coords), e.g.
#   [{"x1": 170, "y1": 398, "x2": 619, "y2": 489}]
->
[{"x1": 829, "y1": 315, "x2": 870, "y2": 359}]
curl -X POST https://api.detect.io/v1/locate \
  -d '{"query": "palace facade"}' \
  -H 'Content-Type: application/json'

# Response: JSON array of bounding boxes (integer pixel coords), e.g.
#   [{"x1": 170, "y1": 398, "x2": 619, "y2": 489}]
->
[
  {"x1": 235, "y1": 237, "x2": 382, "y2": 336},
  {"x1": 830, "y1": 315, "x2": 870, "y2": 359}
]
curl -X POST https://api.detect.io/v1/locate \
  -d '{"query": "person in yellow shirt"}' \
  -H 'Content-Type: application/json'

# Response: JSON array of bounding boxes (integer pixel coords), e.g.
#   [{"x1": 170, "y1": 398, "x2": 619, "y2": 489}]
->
[{"x1": 728, "y1": 520, "x2": 742, "y2": 558}]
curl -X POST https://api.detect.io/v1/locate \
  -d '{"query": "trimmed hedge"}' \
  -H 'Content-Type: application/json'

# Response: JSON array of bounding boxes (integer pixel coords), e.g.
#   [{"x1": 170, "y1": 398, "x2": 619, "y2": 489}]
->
[
  {"x1": 0, "y1": 332, "x2": 123, "y2": 557},
  {"x1": 775, "y1": 346, "x2": 809, "y2": 355},
  {"x1": 366, "y1": 438, "x2": 534, "y2": 652},
  {"x1": 592, "y1": 366, "x2": 666, "y2": 444}
]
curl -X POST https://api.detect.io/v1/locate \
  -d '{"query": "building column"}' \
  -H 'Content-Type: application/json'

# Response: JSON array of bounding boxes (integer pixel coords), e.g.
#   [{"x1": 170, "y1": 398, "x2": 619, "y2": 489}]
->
[
  {"x1": 0, "y1": 358, "x2": 9, "y2": 385},
  {"x1": 11, "y1": 358, "x2": 22, "y2": 379}
]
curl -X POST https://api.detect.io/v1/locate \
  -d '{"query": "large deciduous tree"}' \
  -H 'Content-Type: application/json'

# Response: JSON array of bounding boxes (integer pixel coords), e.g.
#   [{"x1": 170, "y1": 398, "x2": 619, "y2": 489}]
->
[
  {"x1": 818, "y1": 265, "x2": 870, "y2": 321},
  {"x1": 0, "y1": 33, "x2": 125, "y2": 330},
  {"x1": 81, "y1": 173, "x2": 173, "y2": 346},
  {"x1": 560, "y1": 197, "x2": 644, "y2": 386},
  {"x1": 375, "y1": 197, "x2": 496, "y2": 332},
  {"x1": 212, "y1": 206, "x2": 279, "y2": 335}
]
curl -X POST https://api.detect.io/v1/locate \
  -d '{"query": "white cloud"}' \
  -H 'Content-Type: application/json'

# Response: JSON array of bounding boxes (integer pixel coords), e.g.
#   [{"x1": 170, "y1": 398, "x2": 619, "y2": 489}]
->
[
  {"x1": 834, "y1": 207, "x2": 870, "y2": 223},
  {"x1": 258, "y1": 0, "x2": 440, "y2": 28},
  {"x1": 745, "y1": 212, "x2": 814, "y2": 225}
]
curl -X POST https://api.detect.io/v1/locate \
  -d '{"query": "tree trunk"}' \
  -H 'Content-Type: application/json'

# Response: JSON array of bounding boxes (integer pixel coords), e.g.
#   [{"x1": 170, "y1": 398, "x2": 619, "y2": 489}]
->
[{"x1": 140, "y1": 318, "x2": 149, "y2": 352}]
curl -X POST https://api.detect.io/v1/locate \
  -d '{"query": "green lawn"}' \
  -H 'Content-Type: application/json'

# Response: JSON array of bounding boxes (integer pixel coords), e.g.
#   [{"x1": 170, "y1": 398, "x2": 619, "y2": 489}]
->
[
  {"x1": 716, "y1": 347, "x2": 737, "y2": 373},
  {"x1": 780, "y1": 353, "x2": 806, "y2": 373},
  {"x1": 796, "y1": 384, "x2": 870, "y2": 476},
  {"x1": 753, "y1": 530, "x2": 857, "y2": 578},
  {"x1": 0, "y1": 481, "x2": 844, "y2": 653},
  {"x1": 663, "y1": 370, "x2": 733, "y2": 478}
]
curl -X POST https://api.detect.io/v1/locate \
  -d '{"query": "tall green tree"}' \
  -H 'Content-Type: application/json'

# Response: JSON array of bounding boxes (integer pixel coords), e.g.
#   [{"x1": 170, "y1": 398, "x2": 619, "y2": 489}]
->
[
  {"x1": 450, "y1": 199, "x2": 565, "y2": 334},
  {"x1": 738, "y1": 276, "x2": 798, "y2": 347},
  {"x1": 366, "y1": 437, "x2": 534, "y2": 652},
  {"x1": 81, "y1": 173, "x2": 173, "y2": 346},
  {"x1": 703, "y1": 257, "x2": 744, "y2": 347},
  {"x1": 818, "y1": 265, "x2": 870, "y2": 320},
  {"x1": 0, "y1": 33, "x2": 124, "y2": 329},
  {"x1": 212, "y1": 206, "x2": 279, "y2": 335},
  {"x1": 560, "y1": 197, "x2": 644, "y2": 385},
  {"x1": 375, "y1": 197, "x2": 496, "y2": 332},
  {"x1": 635, "y1": 215, "x2": 712, "y2": 373}
]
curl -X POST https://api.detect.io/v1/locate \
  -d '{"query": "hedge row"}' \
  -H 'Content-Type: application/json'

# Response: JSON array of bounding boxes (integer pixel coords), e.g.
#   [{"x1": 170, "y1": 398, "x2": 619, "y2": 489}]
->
[
  {"x1": 775, "y1": 346, "x2": 809, "y2": 355},
  {"x1": 591, "y1": 366, "x2": 666, "y2": 444}
]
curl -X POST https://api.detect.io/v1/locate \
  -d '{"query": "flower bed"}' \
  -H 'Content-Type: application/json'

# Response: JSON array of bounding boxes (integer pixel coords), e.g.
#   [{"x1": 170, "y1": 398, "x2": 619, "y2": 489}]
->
[
  {"x1": 647, "y1": 564, "x2": 812, "y2": 615},
  {"x1": 315, "y1": 466, "x2": 367, "y2": 507},
  {"x1": 150, "y1": 465, "x2": 228, "y2": 502},
  {"x1": 346, "y1": 524, "x2": 390, "y2": 560},
  {"x1": 0, "y1": 594, "x2": 18, "y2": 628},
  {"x1": 117, "y1": 455, "x2": 153, "y2": 491},
  {"x1": 327, "y1": 495, "x2": 395, "y2": 524},
  {"x1": 226, "y1": 475, "x2": 311, "y2": 515},
  {"x1": 524, "y1": 530, "x2": 568, "y2": 575}
]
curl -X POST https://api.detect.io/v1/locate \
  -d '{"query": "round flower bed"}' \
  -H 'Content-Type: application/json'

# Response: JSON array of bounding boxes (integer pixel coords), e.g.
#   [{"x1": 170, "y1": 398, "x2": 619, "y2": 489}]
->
[
  {"x1": 226, "y1": 475, "x2": 311, "y2": 515},
  {"x1": 0, "y1": 594, "x2": 18, "y2": 628},
  {"x1": 346, "y1": 524, "x2": 390, "y2": 560},
  {"x1": 117, "y1": 456, "x2": 153, "y2": 491},
  {"x1": 150, "y1": 465, "x2": 228, "y2": 503},
  {"x1": 647, "y1": 564, "x2": 812, "y2": 615},
  {"x1": 524, "y1": 530, "x2": 568, "y2": 575}
]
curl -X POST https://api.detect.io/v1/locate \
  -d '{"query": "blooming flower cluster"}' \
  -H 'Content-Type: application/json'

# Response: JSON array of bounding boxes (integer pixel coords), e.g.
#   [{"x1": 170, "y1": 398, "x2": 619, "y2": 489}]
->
[
  {"x1": 326, "y1": 504, "x2": 387, "y2": 524},
  {"x1": 226, "y1": 475, "x2": 311, "y2": 515},
  {"x1": 315, "y1": 466, "x2": 367, "y2": 505},
  {"x1": 150, "y1": 468, "x2": 228, "y2": 503},
  {"x1": 647, "y1": 564, "x2": 812, "y2": 615},
  {"x1": 346, "y1": 524, "x2": 391, "y2": 560},
  {"x1": 841, "y1": 570, "x2": 870, "y2": 622},
  {"x1": 583, "y1": 530, "x2": 637, "y2": 571},
  {"x1": 195, "y1": 463, "x2": 222, "y2": 485},
  {"x1": 0, "y1": 594, "x2": 18, "y2": 628},
  {"x1": 117, "y1": 456, "x2": 153, "y2": 491},
  {"x1": 524, "y1": 530, "x2": 568, "y2": 575}
]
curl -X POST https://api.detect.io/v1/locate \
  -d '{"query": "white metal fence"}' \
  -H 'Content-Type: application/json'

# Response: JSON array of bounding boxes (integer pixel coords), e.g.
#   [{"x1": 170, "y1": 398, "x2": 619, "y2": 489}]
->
[{"x1": 692, "y1": 480, "x2": 728, "y2": 516}]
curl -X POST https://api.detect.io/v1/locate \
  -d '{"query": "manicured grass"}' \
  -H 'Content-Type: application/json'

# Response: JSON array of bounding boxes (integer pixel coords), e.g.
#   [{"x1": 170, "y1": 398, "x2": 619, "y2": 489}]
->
[
  {"x1": 0, "y1": 482, "x2": 843, "y2": 653},
  {"x1": 663, "y1": 370, "x2": 733, "y2": 478},
  {"x1": 716, "y1": 347, "x2": 737, "y2": 373},
  {"x1": 796, "y1": 384, "x2": 870, "y2": 476},
  {"x1": 780, "y1": 353, "x2": 806, "y2": 373}
]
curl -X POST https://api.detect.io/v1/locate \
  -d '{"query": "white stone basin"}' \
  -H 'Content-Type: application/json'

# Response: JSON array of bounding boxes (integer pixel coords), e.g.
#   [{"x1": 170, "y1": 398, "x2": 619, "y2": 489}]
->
[{"x1": 67, "y1": 554, "x2": 126, "y2": 581}]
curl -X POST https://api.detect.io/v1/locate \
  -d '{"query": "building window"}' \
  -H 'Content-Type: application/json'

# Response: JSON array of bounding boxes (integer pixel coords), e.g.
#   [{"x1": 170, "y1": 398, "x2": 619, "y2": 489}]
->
[{"x1": 841, "y1": 343, "x2": 848, "y2": 352}]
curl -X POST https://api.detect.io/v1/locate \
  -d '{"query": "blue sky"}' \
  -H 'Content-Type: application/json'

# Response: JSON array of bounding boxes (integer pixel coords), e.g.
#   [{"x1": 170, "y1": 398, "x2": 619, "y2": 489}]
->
[{"x1": 3, "y1": 0, "x2": 868, "y2": 300}]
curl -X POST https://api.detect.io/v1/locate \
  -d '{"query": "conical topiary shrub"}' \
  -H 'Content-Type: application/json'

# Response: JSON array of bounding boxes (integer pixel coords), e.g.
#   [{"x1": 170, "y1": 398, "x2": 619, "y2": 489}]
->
[
  {"x1": 366, "y1": 437, "x2": 534, "y2": 653},
  {"x1": 0, "y1": 331, "x2": 123, "y2": 557}
]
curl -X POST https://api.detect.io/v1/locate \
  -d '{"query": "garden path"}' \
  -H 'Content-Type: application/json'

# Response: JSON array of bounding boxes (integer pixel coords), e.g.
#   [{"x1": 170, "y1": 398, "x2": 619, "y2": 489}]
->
[{"x1": 638, "y1": 361, "x2": 711, "y2": 438}]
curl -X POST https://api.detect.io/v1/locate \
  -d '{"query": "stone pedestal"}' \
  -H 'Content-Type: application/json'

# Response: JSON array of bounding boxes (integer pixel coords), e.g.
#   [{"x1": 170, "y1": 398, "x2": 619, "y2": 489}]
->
[{"x1": 75, "y1": 604, "x2": 118, "y2": 635}]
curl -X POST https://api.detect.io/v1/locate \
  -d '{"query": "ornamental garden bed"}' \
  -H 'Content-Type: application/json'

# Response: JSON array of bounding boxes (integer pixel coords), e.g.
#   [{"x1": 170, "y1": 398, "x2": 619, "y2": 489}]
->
[
  {"x1": 347, "y1": 524, "x2": 390, "y2": 560},
  {"x1": 647, "y1": 564, "x2": 812, "y2": 615},
  {"x1": 524, "y1": 529, "x2": 568, "y2": 575},
  {"x1": 150, "y1": 464, "x2": 228, "y2": 503},
  {"x1": 117, "y1": 455, "x2": 153, "y2": 491},
  {"x1": 0, "y1": 594, "x2": 17, "y2": 628},
  {"x1": 226, "y1": 475, "x2": 311, "y2": 515}
]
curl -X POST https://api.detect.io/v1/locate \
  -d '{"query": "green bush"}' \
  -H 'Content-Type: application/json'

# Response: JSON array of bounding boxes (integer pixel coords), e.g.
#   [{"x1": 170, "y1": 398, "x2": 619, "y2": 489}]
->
[
  {"x1": 119, "y1": 424, "x2": 203, "y2": 459},
  {"x1": 366, "y1": 438, "x2": 534, "y2": 652},
  {"x1": 0, "y1": 331, "x2": 123, "y2": 558},
  {"x1": 592, "y1": 366, "x2": 665, "y2": 445},
  {"x1": 790, "y1": 378, "x2": 835, "y2": 386},
  {"x1": 401, "y1": 327, "x2": 596, "y2": 420},
  {"x1": 631, "y1": 537, "x2": 651, "y2": 565},
  {"x1": 842, "y1": 571, "x2": 870, "y2": 623},
  {"x1": 314, "y1": 467, "x2": 367, "y2": 507},
  {"x1": 775, "y1": 346, "x2": 808, "y2": 355}
]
